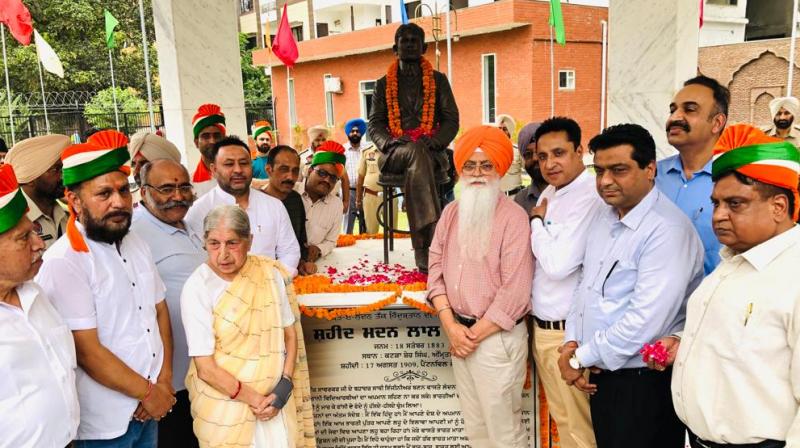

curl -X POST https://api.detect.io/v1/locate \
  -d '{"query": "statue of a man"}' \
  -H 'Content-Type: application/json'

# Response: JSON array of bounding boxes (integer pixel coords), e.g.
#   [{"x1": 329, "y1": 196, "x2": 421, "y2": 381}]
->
[{"x1": 368, "y1": 23, "x2": 460, "y2": 272}]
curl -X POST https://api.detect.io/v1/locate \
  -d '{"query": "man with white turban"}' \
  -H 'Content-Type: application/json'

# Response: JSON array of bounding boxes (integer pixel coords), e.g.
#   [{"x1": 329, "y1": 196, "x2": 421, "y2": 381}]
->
[
  {"x1": 4, "y1": 134, "x2": 71, "y2": 249},
  {"x1": 764, "y1": 96, "x2": 800, "y2": 149},
  {"x1": 427, "y1": 125, "x2": 533, "y2": 448},
  {"x1": 496, "y1": 113, "x2": 524, "y2": 195},
  {"x1": 128, "y1": 130, "x2": 182, "y2": 188}
]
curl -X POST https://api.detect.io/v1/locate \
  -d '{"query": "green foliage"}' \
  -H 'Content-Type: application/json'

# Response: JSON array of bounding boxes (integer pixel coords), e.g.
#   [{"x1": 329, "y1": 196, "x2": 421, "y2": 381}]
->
[
  {"x1": 84, "y1": 87, "x2": 146, "y2": 128},
  {"x1": 240, "y1": 33, "x2": 271, "y2": 104}
]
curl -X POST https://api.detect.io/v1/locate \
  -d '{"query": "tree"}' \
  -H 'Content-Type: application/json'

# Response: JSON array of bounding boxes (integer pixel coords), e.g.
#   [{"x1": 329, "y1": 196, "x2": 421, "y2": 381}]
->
[
  {"x1": 83, "y1": 87, "x2": 147, "y2": 129},
  {"x1": 239, "y1": 33, "x2": 271, "y2": 104}
]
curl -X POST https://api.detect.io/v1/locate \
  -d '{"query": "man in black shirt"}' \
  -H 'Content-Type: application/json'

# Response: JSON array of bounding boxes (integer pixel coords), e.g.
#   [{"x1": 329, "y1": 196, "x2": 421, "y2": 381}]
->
[{"x1": 261, "y1": 145, "x2": 317, "y2": 275}]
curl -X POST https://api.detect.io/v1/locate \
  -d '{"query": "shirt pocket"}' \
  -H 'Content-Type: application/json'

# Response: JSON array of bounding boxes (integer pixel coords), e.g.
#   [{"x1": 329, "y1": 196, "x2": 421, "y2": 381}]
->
[
  {"x1": 593, "y1": 261, "x2": 638, "y2": 303},
  {"x1": 47, "y1": 324, "x2": 78, "y2": 371}
]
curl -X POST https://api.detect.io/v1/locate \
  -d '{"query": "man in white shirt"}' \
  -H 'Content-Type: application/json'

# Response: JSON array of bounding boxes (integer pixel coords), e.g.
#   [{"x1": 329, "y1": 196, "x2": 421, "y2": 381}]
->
[
  {"x1": 186, "y1": 136, "x2": 300, "y2": 275},
  {"x1": 36, "y1": 130, "x2": 176, "y2": 446},
  {"x1": 300, "y1": 141, "x2": 345, "y2": 259},
  {"x1": 529, "y1": 117, "x2": 602, "y2": 448},
  {"x1": 343, "y1": 118, "x2": 368, "y2": 234},
  {"x1": 660, "y1": 124, "x2": 800, "y2": 448},
  {"x1": 0, "y1": 164, "x2": 79, "y2": 447}
]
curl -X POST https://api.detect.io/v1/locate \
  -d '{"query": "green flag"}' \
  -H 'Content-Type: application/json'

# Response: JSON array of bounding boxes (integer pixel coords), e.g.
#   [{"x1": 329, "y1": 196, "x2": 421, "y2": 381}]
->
[
  {"x1": 549, "y1": 0, "x2": 565, "y2": 45},
  {"x1": 104, "y1": 9, "x2": 119, "y2": 49}
]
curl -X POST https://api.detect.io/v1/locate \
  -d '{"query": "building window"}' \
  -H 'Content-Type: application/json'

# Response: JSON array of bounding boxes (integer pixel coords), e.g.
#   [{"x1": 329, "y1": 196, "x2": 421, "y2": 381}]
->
[
  {"x1": 406, "y1": 1, "x2": 421, "y2": 19},
  {"x1": 360, "y1": 80, "x2": 376, "y2": 120},
  {"x1": 558, "y1": 70, "x2": 575, "y2": 90},
  {"x1": 240, "y1": 0, "x2": 254, "y2": 14},
  {"x1": 317, "y1": 23, "x2": 329, "y2": 38},
  {"x1": 324, "y1": 74, "x2": 335, "y2": 127},
  {"x1": 385, "y1": 5, "x2": 392, "y2": 24},
  {"x1": 291, "y1": 25, "x2": 303, "y2": 42},
  {"x1": 289, "y1": 78, "x2": 297, "y2": 127},
  {"x1": 482, "y1": 54, "x2": 496, "y2": 124}
]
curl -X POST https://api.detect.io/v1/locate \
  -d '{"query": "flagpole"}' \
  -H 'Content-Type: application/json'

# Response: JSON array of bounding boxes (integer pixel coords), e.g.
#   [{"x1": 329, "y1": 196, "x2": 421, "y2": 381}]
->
[
  {"x1": 108, "y1": 49, "x2": 121, "y2": 131},
  {"x1": 36, "y1": 59, "x2": 50, "y2": 133},
  {"x1": 286, "y1": 65, "x2": 292, "y2": 143},
  {"x1": 138, "y1": 0, "x2": 156, "y2": 132},
  {"x1": 549, "y1": 24, "x2": 555, "y2": 117},
  {"x1": 1, "y1": 26, "x2": 15, "y2": 145},
  {"x1": 789, "y1": 0, "x2": 799, "y2": 96}
]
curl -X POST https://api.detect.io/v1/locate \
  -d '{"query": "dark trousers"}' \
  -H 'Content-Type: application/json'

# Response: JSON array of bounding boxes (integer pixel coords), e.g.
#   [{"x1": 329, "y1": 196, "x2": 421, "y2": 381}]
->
[
  {"x1": 688, "y1": 432, "x2": 785, "y2": 448},
  {"x1": 157, "y1": 390, "x2": 198, "y2": 448},
  {"x1": 344, "y1": 188, "x2": 365, "y2": 234},
  {"x1": 589, "y1": 368, "x2": 684, "y2": 448}
]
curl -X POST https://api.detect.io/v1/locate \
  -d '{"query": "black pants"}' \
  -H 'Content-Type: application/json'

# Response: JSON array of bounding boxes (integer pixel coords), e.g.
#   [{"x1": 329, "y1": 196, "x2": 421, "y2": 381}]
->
[
  {"x1": 688, "y1": 431, "x2": 786, "y2": 448},
  {"x1": 589, "y1": 367, "x2": 685, "y2": 448},
  {"x1": 157, "y1": 390, "x2": 198, "y2": 448}
]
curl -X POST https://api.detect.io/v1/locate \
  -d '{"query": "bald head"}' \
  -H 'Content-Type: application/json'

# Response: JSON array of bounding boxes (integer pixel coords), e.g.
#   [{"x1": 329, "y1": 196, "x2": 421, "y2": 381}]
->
[{"x1": 140, "y1": 159, "x2": 194, "y2": 227}]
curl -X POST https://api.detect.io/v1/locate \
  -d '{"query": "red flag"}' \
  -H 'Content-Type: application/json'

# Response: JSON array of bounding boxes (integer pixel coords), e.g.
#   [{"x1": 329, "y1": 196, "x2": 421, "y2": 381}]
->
[
  {"x1": 0, "y1": 0, "x2": 33, "y2": 46},
  {"x1": 272, "y1": 4, "x2": 298, "y2": 68},
  {"x1": 699, "y1": 0, "x2": 704, "y2": 28}
]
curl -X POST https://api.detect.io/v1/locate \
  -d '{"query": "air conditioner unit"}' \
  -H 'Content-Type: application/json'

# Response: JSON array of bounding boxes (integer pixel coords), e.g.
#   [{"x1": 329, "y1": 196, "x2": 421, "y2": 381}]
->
[{"x1": 324, "y1": 77, "x2": 343, "y2": 94}]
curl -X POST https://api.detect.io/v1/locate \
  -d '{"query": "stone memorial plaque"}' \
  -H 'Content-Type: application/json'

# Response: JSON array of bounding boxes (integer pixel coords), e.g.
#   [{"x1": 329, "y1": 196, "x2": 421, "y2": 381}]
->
[{"x1": 302, "y1": 308, "x2": 534, "y2": 447}]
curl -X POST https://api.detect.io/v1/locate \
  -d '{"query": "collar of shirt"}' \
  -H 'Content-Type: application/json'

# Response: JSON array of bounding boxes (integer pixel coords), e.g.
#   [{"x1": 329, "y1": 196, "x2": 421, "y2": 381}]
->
[
  {"x1": 0, "y1": 281, "x2": 38, "y2": 316},
  {"x1": 212, "y1": 184, "x2": 250, "y2": 208},
  {"x1": 302, "y1": 189, "x2": 335, "y2": 205},
  {"x1": 552, "y1": 169, "x2": 592, "y2": 199},
  {"x1": 664, "y1": 154, "x2": 713, "y2": 179},
  {"x1": 345, "y1": 144, "x2": 361, "y2": 152},
  {"x1": 608, "y1": 186, "x2": 660, "y2": 231},
  {"x1": 721, "y1": 224, "x2": 800, "y2": 271},
  {"x1": 138, "y1": 204, "x2": 192, "y2": 236}
]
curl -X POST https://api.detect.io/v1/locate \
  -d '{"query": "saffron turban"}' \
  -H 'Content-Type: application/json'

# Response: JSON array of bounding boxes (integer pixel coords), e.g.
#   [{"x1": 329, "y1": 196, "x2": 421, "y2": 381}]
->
[
  {"x1": 307, "y1": 125, "x2": 329, "y2": 142},
  {"x1": 128, "y1": 130, "x2": 181, "y2": 163},
  {"x1": 454, "y1": 125, "x2": 514, "y2": 177},
  {"x1": 344, "y1": 118, "x2": 367, "y2": 136},
  {"x1": 769, "y1": 96, "x2": 800, "y2": 120},
  {"x1": 311, "y1": 140, "x2": 346, "y2": 175},
  {"x1": 4, "y1": 134, "x2": 70, "y2": 183},
  {"x1": 712, "y1": 123, "x2": 800, "y2": 221},
  {"x1": 0, "y1": 164, "x2": 26, "y2": 234}
]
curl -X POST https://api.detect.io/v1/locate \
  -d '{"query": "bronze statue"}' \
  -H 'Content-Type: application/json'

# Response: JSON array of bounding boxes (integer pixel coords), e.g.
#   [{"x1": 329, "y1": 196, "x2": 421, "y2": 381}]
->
[{"x1": 368, "y1": 23, "x2": 459, "y2": 272}]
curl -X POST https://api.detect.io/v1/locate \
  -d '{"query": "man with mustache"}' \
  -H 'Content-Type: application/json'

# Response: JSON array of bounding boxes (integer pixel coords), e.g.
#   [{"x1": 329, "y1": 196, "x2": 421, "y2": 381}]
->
[
  {"x1": 657, "y1": 75, "x2": 729, "y2": 274},
  {"x1": 263, "y1": 145, "x2": 317, "y2": 275},
  {"x1": 559, "y1": 124, "x2": 704, "y2": 448},
  {"x1": 514, "y1": 122, "x2": 549, "y2": 214},
  {"x1": 763, "y1": 96, "x2": 800, "y2": 149},
  {"x1": 131, "y1": 159, "x2": 204, "y2": 447},
  {"x1": 299, "y1": 141, "x2": 345, "y2": 260},
  {"x1": 496, "y1": 114, "x2": 524, "y2": 196},
  {"x1": 0, "y1": 164, "x2": 79, "y2": 447},
  {"x1": 251, "y1": 120, "x2": 274, "y2": 180},
  {"x1": 186, "y1": 136, "x2": 301, "y2": 276},
  {"x1": 343, "y1": 118, "x2": 368, "y2": 234},
  {"x1": 428, "y1": 126, "x2": 533, "y2": 448},
  {"x1": 190, "y1": 104, "x2": 226, "y2": 197},
  {"x1": 127, "y1": 131, "x2": 183, "y2": 210},
  {"x1": 4, "y1": 134, "x2": 71, "y2": 249},
  {"x1": 36, "y1": 130, "x2": 176, "y2": 447}
]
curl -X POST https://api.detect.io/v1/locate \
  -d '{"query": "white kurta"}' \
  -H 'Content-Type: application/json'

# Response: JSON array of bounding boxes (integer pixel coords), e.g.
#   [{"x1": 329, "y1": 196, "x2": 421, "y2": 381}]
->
[{"x1": 181, "y1": 263, "x2": 296, "y2": 447}]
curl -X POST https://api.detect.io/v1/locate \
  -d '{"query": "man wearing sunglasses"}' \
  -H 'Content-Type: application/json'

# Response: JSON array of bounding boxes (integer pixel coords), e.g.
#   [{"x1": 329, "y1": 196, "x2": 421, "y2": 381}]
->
[{"x1": 299, "y1": 141, "x2": 345, "y2": 261}]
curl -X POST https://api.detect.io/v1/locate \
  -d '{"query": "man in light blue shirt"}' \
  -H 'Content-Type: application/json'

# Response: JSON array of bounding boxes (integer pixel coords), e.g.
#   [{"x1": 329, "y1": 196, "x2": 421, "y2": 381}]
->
[
  {"x1": 130, "y1": 159, "x2": 204, "y2": 448},
  {"x1": 560, "y1": 124, "x2": 704, "y2": 448},
  {"x1": 657, "y1": 75, "x2": 729, "y2": 274}
]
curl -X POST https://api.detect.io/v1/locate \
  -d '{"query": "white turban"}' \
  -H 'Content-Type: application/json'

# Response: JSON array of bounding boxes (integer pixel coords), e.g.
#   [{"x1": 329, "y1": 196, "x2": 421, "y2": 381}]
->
[
  {"x1": 128, "y1": 130, "x2": 182, "y2": 163},
  {"x1": 5, "y1": 134, "x2": 70, "y2": 183},
  {"x1": 307, "y1": 125, "x2": 329, "y2": 142},
  {"x1": 769, "y1": 96, "x2": 800, "y2": 120},
  {"x1": 495, "y1": 114, "x2": 516, "y2": 135}
]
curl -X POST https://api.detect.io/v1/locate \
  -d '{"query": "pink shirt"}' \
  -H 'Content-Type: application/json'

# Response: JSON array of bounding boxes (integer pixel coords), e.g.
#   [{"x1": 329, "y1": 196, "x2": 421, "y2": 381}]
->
[{"x1": 427, "y1": 194, "x2": 534, "y2": 330}]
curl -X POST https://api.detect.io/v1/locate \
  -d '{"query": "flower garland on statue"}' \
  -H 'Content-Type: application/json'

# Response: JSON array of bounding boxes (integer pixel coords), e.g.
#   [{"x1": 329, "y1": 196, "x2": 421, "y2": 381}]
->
[{"x1": 386, "y1": 57, "x2": 436, "y2": 141}]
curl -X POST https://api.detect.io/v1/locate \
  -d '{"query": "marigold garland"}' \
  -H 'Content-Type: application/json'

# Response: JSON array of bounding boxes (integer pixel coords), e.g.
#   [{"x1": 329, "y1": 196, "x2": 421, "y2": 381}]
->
[
  {"x1": 336, "y1": 232, "x2": 412, "y2": 247},
  {"x1": 293, "y1": 274, "x2": 426, "y2": 295},
  {"x1": 386, "y1": 57, "x2": 436, "y2": 139},
  {"x1": 299, "y1": 293, "x2": 399, "y2": 320},
  {"x1": 401, "y1": 296, "x2": 436, "y2": 314}
]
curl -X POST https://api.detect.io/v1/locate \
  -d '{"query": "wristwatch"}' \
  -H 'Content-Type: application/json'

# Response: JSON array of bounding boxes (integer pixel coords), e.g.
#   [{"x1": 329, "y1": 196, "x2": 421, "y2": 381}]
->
[{"x1": 569, "y1": 354, "x2": 582, "y2": 370}]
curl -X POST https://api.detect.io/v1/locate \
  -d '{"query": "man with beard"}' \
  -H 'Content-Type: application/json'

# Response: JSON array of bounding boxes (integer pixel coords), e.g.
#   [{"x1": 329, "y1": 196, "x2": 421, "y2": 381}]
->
[
  {"x1": 300, "y1": 141, "x2": 345, "y2": 259},
  {"x1": 369, "y1": 23, "x2": 459, "y2": 271},
  {"x1": 127, "y1": 131, "x2": 183, "y2": 209},
  {"x1": 251, "y1": 120, "x2": 274, "y2": 181},
  {"x1": 0, "y1": 164, "x2": 79, "y2": 447},
  {"x1": 514, "y1": 122, "x2": 549, "y2": 213},
  {"x1": 343, "y1": 118, "x2": 368, "y2": 234},
  {"x1": 190, "y1": 104, "x2": 226, "y2": 197},
  {"x1": 131, "y1": 159, "x2": 204, "y2": 448},
  {"x1": 4, "y1": 134, "x2": 71, "y2": 249},
  {"x1": 299, "y1": 125, "x2": 351, "y2": 210},
  {"x1": 529, "y1": 117, "x2": 602, "y2": 448},
  {"x1": 496, "y1": 114, "x2": 524, "y2": 196},
  {"x1": 658, "y1": 75, "x2": 729, "y2": 274},
  {"x1": 36, "y1": 130, "x2": 176, "y2": 447},
  {"x1": 560, "y1": 124, "x2": 703, "y2": 448},
  {"x1": 763, "y1": 96, "x2": 800, "y2": 149},
  {"x1": 428, "y1": 126, "x2": 533, "y2": 448},
  {"x1": 186, "y1": 136, "x2": 300, "y2": 275},
  {"x1": 263, "y1": 145, "x2": 316, "y2": 275}
]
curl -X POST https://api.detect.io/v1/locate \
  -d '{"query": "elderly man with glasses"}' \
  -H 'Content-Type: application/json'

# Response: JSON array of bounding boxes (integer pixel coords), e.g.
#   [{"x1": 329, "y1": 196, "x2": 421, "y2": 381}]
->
[{"x1": 298, "y1": 141, "x2": 346, "y2": 261}]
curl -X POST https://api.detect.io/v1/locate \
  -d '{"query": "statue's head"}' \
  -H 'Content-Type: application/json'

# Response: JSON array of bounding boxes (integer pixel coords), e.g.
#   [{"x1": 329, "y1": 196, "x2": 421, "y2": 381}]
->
[{"x1": 392, "y1": 23, "x2": 427, "y2": 63}]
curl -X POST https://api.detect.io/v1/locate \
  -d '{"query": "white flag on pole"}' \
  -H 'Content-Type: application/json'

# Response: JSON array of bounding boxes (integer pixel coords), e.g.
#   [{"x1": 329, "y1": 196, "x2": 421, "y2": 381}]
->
[{"x1": 33, "y1": 29, "x2": 64, "y2": 78}]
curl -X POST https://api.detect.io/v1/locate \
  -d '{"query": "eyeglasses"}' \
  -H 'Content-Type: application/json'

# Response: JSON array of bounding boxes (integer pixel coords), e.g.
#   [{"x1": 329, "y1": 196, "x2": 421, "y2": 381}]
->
[
  {"x1": 314, "y1": 167, "x2": 340, "y2": 183},
  {"x1": 144, "y1": 183, "x2": 194, "y2": 195},
  {"x1": 461, "y1": 161, "x2": 495, "y2": 174}
]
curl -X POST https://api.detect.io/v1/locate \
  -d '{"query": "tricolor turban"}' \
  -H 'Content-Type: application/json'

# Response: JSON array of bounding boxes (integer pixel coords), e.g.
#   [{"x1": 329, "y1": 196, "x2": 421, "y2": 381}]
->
[
  {"x1": 4, "y1": 134, "x2": 70, "y2": 183},
  {"x1": 307, "y1": 125, "x2": 329, "y2": 143},
  {"x1": 344, "y1": 118, "x2": 367, "y2": 136},
  {"x1": 192, "y1": 103, "x2": 226, "y2": 140},
  {"x1": 0, "y1": 164, "x2": 27, "y2": 234},
  {"x1": 454, "y1": 125, "x2": 514, "y2": 177},
  {"x1": 62, "y1": 130, "x2": 131, "y2": 252},
  {"x1": 252, "y1": 120, "x2": 273, "y2": 140},
  {"x1": 311, "y1": 140, "x2": 346, "y2": 176},
  {"x1": 769, "y1": 96, "x2": 800, "y2": 120},
  {"x1": 712, "y1": 123, "x2": 800, "y2": 221},
  {"x1": 128, "y1": 130, "x2": 181, "y2": 163}
]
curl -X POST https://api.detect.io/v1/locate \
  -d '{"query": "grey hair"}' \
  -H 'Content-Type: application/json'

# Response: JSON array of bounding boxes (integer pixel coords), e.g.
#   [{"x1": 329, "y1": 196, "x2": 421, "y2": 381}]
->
[
  {"x1": 140, "y1": 159, "x2": 189, "y2": 187},
  {"x1": 203, "y1": 205, "x2": 251, "y2": 240}
]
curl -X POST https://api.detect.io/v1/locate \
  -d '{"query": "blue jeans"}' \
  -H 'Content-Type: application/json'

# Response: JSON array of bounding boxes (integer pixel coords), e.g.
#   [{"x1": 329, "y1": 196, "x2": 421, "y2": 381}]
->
[{"x1": 74, "y1": 420, "x2": 157, "y2": 448}]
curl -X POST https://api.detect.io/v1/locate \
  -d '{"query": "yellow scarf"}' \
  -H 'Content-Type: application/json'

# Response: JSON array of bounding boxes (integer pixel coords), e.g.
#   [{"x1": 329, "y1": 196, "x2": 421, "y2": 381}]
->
[{"x1": 186, "y1": 256, "x2": 316, "y2": 447}]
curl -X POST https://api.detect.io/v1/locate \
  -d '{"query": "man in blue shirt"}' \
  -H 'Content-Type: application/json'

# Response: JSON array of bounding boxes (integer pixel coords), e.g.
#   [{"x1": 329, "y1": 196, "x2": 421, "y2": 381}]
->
[
  {"x1": 251, "y1": 120, "x2": 273, "y2": 182},
  {"x1": 560, "y1": 124, "x2": 704, "y2": 448},
  {"x1": 131, "y1": 159, "x2": 205, "y2": 448},
  {"x1": 657, "y1": 75, "x2": 729, "y2": 274}
]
